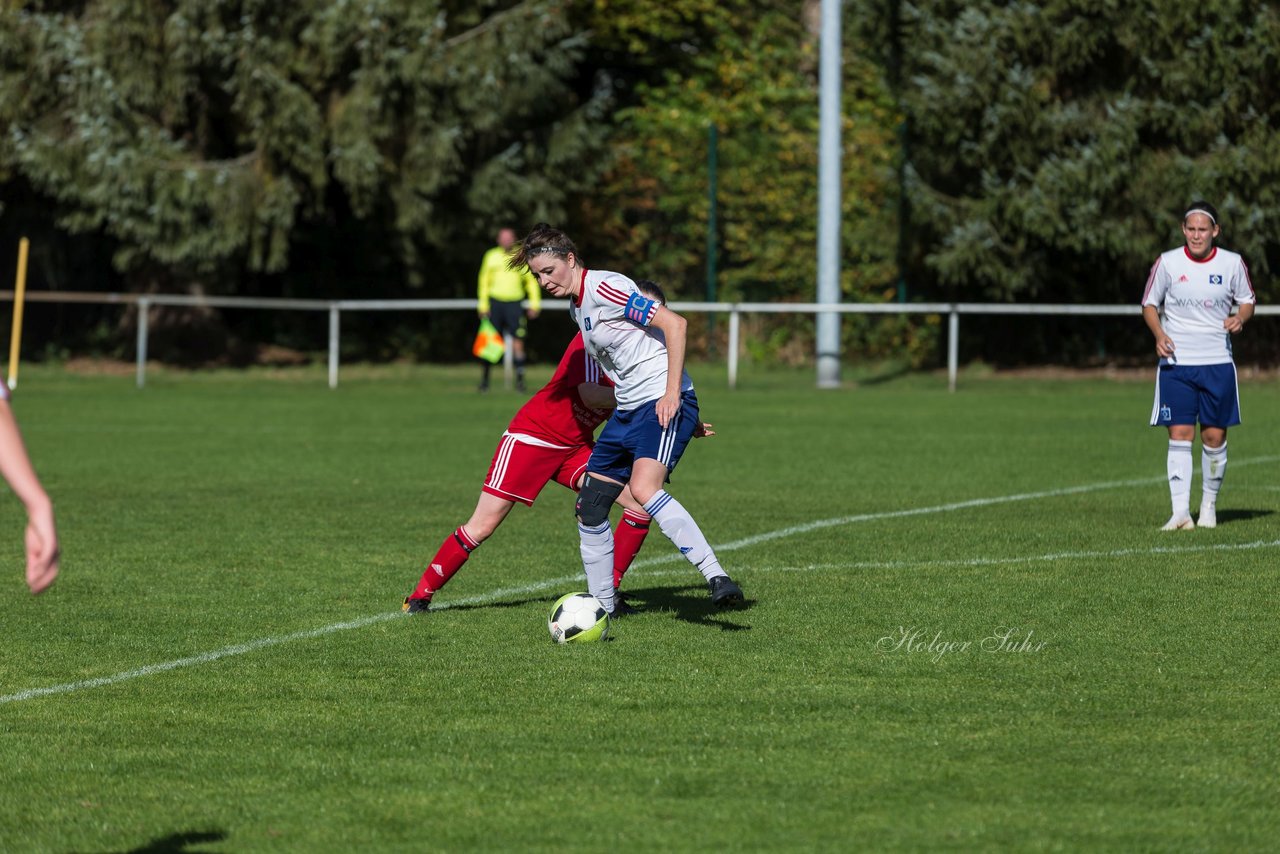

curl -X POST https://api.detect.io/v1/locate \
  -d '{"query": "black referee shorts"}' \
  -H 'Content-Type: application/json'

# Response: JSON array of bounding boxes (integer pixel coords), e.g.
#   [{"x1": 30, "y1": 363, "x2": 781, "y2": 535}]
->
[{"x1": 487, "y1": 299, "x2": 528, "y2": 339}]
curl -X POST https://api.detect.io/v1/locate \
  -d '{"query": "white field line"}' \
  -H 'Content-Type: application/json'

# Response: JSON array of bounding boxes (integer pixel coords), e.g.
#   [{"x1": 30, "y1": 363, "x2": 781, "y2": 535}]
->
[
  {"x1": 4, "y1": 459, "x2": 1277, "y2": 707},
  {"x1": 745, "y1": 538, "x2": 1280, "y2": 574},
  {"x1": 696, "y1": 455, "x2": 1276, "y2": 554},
  {"x1": 0, "y1": 613, "x2": 402, "y2": 706}
]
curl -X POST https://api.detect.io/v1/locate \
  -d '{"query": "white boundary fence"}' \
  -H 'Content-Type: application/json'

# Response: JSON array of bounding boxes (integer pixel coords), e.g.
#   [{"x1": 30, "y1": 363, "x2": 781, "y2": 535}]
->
[{"x1": 2, "y1": 291, "x2": 1273, "y2": 392}]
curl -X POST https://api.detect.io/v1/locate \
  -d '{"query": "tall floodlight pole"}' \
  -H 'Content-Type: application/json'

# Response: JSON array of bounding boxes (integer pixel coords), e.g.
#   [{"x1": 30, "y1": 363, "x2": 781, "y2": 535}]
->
[
  {"x1": 816, "y1": 0, "x2": 842, "y2": 388},
  {"x1": 706, "y1": 123, "x2": 719, "y2": 354}
]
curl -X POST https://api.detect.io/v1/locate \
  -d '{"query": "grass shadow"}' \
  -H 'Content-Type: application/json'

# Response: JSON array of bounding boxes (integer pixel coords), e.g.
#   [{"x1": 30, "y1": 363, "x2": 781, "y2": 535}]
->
[
  {"x1": 851, "y1": 360, "x2": 914, "y2": 386},
  {"x1": 1213, "y1": 508, "x2": 1275, "y2": 525},
  {"x1": 619, "y1": 583, "x2": 754, "y2": 631},
  {"x1": 416, "y1": 586, "x2": 754, "y2": 632},
  {"x1": 96, "y1": 830, "x2": 227, "y2": 854},
  {"x1": 432, "y1": 597, "x2": 545, "y2": 613}
]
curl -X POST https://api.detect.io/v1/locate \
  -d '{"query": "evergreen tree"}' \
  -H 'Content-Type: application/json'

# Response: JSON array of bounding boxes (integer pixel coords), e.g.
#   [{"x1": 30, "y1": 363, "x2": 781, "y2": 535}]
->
[
  {"x1": 579, "y1": 0, "x2": 921, "y2": 363},
  {"x1": 864, "y1": 0, "x2": 1280, "y2": 303},
  {"x1": 0, "y1": 0, "x2": 610, "y2": 297}
]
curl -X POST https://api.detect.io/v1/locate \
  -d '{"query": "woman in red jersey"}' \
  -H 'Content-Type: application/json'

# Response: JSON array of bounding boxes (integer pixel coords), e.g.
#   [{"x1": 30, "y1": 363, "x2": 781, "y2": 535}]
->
[{"x1": 402, "y1": 331, "x2": 647, "y2": 611}]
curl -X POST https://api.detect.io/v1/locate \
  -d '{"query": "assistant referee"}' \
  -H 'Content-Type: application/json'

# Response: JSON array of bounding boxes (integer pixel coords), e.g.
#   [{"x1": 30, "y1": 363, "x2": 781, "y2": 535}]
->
[{"x1": 477, "y1": 227, "x2": 541, "y2": 392}]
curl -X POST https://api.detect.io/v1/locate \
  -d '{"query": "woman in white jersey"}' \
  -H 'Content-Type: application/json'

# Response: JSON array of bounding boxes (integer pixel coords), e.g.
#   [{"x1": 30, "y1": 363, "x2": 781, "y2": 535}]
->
[
  {"x1": 1141, "y1": 201, "x2": 1256, "y2": 530},
  {"x1": 512, "y1": 224, "x2": 746, "y2": 616}
]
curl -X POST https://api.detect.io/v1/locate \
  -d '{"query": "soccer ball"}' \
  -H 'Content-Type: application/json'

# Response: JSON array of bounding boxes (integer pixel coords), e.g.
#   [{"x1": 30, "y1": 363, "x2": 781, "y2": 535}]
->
[{"x1": 548, "y1": 592, "x2": 609, "y2": 644}]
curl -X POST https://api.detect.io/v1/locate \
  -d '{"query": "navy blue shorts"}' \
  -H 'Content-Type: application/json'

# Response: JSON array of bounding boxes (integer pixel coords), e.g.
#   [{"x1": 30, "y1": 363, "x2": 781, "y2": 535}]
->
[
  {"x1": 1150, "y1": 363, "x2": 1241, "y2": 428},
  {"x1": 588, "y1": 391, "x2": 700, "y2": 483}
]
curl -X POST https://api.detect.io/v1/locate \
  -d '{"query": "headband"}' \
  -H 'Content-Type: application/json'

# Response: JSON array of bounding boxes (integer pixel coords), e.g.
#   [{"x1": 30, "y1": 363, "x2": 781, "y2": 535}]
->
[{"x1": 1184, "y1": 206, "x2": 1216, "y2": 225}]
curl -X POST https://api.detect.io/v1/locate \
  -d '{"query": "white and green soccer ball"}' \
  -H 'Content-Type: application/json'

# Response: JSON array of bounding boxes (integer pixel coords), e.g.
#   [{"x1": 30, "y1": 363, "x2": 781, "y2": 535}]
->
[{"x1": 548, "y1": 592, "x2": 609, "y2": 644}]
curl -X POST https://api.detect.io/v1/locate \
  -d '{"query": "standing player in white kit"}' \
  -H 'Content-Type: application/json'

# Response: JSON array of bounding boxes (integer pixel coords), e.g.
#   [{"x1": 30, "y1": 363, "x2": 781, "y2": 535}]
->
[
  {"x1": 512, "y1": 223, "x2": 745, "y2": 616},
  {"x1": 1141, "y1": 201, "x2": 1256, "y2": 530}
]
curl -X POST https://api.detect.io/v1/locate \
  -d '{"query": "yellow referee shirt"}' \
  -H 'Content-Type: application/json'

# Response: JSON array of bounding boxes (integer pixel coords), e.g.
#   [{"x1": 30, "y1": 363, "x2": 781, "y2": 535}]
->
[{"x1": 477, "y1": 246, "x2": 541, "y2": 314}]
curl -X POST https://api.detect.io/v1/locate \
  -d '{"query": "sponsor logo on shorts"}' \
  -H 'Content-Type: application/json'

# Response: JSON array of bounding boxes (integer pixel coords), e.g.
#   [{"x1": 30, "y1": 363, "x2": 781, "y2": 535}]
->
[{"x1": 1159, "y1": 404, "x2": 1171, "y2": 422}]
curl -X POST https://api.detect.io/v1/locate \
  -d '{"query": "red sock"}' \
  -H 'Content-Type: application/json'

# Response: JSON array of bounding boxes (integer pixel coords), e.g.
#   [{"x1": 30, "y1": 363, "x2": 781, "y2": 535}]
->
[
  {"x1": 411, "y1": 526, "x2": 480, "y2": 599},
  {"x1": 612, "y1": 510, "x2": 651, "y2": 588}
]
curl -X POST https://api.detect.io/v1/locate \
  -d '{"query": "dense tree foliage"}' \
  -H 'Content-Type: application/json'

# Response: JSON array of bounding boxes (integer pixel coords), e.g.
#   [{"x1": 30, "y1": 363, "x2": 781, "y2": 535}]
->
[
  {"x1": 580, "y1": 0, "x2": 918, "y2": 363},
  {"x1": 583, "y1": 1, "x2": 897, "y2": 299},
  {"x1": 861, "y1": 0, "x2": 1280, "y2": 303},
  {"x1": 1, "y1": 0, "x2": 607, "y2": 297},
  {"x1": 1, "y1": 0, "x2": 1276, "y2": 365}
]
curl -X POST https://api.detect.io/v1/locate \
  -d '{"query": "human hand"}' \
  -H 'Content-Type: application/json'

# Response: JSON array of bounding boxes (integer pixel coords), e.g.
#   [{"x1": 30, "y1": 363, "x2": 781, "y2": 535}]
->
[
  {"x1": 25, "y1": 503, "x2": 59, "y2": 595},
  {"x1": 655, "y1": 393, "x2": 679, "y2": 428},
  {"x1": 1155, "y1": 335, "x2": 1175, "y2": 359},
  {"x1": 527, "y1": 309, "x2": 540, "y2": 320},
  {"x1": 1224, "y1": 315, "x2": 1246, "y2": 334},
  {"x1": 693, "y1": 421, "x2": 715, "y2": 438}
]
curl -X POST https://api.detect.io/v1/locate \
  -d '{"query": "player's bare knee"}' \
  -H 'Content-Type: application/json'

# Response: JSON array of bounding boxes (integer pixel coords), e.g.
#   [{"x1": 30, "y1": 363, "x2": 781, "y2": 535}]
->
[{"x1": 576, "y1": 476, "x2": 623, "y2": 527}]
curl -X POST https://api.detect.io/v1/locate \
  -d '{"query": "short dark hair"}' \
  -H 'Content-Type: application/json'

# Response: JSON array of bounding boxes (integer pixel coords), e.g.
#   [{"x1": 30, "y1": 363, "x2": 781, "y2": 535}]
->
[
  {"x1": 509, "y1": 223, "x2": 580, "y2": 271},
  {"x1": 634, "y1": 279, "x2": 667, "y2": 305},
  {"x1": 1184, "y1": 201, "x2": 1219, "y2": 225}
]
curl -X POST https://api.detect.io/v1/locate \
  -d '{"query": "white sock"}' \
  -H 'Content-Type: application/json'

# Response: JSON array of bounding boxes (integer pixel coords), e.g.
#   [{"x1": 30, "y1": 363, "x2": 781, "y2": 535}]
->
[
  {"x1": 578, "y1": 522, "x2": 616, "y2": 612},
  {"x1": 1167, "y1": 440, "x2": 1193, "y2": 518},
  {"x1": 643, "y1": 490, "x2": 727, "y2": 582},
  {"x1": 1201, "y1": 442, "x2": 1227, "y2": 507}
]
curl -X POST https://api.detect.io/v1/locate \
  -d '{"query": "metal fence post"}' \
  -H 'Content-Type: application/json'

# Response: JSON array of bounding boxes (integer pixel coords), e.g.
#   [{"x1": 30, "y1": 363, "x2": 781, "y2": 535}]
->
[
  {"x1": 947, "y1": 308, "x2": 959, "y2": 393},
  {"x1": 503, "y1": 334, "x2": 514, "y2": 390},
  {"x1": 328, "y1": 304, "x2": 340, "y2": 389},
  {"x1": 136, "y1": 297, "x2": 149, "y2": 389},
  {"x1": 728, "y1": 309, "x2": 740, "y2": 390}
]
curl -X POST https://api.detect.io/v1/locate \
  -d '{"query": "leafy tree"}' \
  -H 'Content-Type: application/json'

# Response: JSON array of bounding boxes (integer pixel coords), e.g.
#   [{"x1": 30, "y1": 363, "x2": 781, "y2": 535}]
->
[
  {"x1": 862, "y1": 0, "x2": 1280, "y2": 307},
  {"x1": 577, "y1": 0, "x2": 923, "y2": 363},
  {"x1": 0, "y1": 0, "x2": 609, "y2": 299}
]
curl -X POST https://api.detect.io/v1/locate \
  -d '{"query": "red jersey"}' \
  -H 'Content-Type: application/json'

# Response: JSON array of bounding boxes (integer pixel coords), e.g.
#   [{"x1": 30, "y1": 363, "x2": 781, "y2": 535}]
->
[{"x1": 506, "y1": 333, "x2": 613, "y2": 446}]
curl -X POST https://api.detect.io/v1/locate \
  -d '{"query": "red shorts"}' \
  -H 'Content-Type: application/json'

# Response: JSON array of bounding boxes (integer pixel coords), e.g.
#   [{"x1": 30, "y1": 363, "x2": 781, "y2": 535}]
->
[{"x1": 482, "y1": 433, "x2": 592, "y2": 506}]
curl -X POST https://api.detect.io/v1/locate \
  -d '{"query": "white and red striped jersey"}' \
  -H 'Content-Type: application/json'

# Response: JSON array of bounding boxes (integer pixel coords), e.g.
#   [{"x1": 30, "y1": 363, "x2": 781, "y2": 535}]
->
[
  {"x1": 506, "y1": 332, "x2": 612, "y2": 447},
  {"x1": 1141, "y1": 246, "x2": 1255, "y2": 365},
  {"x1": 568, "y1": 269, "x2": 693, "y2": 410}
]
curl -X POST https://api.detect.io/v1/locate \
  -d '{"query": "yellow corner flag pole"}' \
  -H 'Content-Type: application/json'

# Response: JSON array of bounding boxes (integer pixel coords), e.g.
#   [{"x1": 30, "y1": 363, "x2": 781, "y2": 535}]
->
[{"x1": 8, "y1": 237, "x2": 30, "y2": 391}]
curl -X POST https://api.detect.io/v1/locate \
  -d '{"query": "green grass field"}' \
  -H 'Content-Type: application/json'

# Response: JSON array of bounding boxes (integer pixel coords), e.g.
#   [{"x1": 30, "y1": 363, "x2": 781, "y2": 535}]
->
[{"x1": 2, "y1": 361, "x2": 1278, "y2": 851}]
